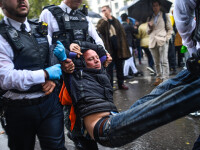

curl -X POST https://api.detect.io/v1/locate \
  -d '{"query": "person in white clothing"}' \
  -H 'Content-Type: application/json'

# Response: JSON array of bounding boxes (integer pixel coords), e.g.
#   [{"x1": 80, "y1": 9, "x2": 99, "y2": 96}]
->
[{"x1": 121, "y1": 13, "x2": 143, "y2": 79}]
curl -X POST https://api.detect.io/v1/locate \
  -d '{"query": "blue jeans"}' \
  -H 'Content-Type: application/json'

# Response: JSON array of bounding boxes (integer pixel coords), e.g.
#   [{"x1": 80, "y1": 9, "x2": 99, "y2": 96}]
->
[
  {"x1": 142, "y1": 47, "x2": 154, "y2": 69},
  {"x1": 95, "y1": 69, "x2": 200, "y2": 147}
]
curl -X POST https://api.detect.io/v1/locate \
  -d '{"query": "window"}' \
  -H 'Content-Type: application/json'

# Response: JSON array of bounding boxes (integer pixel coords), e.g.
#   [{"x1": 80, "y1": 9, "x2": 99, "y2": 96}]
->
[
  {"x1": 115, "y1": 2, "x2": 118, "y2": 9},
  {"x1": 124, "y1": 1, "x2": 127, "y2": 6},
  {"x1": 98, "y1": 7, "x2": 101, "y2": 14}
]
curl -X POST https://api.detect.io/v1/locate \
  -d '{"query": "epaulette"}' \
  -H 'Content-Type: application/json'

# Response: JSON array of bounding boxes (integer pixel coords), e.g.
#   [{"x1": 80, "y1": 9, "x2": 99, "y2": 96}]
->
[{"x1": 43, "y1": 4, "x2": 56, "y2": 10}]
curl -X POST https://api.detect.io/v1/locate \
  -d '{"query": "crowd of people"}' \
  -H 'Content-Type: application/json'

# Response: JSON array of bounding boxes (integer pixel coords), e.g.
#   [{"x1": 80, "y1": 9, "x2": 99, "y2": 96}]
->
[
  {"x1": 95, "y1": 1, "x2": 186, "y2": 89},
  {"x1": 0, "y1": 0, "x2": 200, "y2": 150}
]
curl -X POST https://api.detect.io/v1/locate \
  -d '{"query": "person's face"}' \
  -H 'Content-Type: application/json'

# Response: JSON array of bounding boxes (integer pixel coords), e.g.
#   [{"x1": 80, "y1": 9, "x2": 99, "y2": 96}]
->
[
  {"x1": 83, "y1": 50, "x2": 101, "y2": 69},
  {"x1": 101, "y1": 6, "x2": 111, "y2": 18},
  {"x1": 152, "y1": 2, "x2": 161, "y2": 15},
  {"x1": 0, "y1": 0, "x2": 29, "y2": 21},
  {"x1": 65, "y1": 0, "x2": 83, "y2": 10}
]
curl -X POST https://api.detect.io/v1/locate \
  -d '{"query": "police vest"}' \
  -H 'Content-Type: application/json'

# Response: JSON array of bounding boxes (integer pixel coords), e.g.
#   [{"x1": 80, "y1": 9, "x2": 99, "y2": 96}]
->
[
  {"x1": 0, "y1": 20, "x2": 49, "y2": 93},
  {"x1": 45, "y1": 5, "x2": 91, "y2": 49}
]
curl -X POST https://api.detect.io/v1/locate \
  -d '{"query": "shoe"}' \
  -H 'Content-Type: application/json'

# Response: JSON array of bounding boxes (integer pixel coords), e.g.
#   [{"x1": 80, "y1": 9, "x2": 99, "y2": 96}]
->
[
  {"x1": 147, "y1": 67, "x2": 155, "y2": 73},
  {"x1": 134, "y1": 71, "x2": 143, "y2": 77},
  {"x1": 150, "y1": 72, "x2": 156, "y2": 76},
  {"x1": 124, "y1": 75, "x2": 134, "y2": 79},
  {"x1": 190, "y1": 111, "x2": 200, "y2": 116},
  {"x1": 169, "y1": 69, "x2": 177, "y2": 76},
  {"x1": 153, "y1": 78, "x2": 163, "y2": 86},
  {"x1": 119, "y1": 84, "x2": 129, "y2": 90}
]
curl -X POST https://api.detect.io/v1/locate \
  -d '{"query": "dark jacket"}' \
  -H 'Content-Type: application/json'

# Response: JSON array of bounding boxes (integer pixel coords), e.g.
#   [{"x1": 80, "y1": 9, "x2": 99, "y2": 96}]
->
[
  {"x1": 122, "y1": 22, "x2": 138, "y2": 47},
  {"x1": 70, "y1": 68, "x2": 118, "y2": 118},
  {"x1": 97, "y1": 16, "x2": 131, "y2": 59}
]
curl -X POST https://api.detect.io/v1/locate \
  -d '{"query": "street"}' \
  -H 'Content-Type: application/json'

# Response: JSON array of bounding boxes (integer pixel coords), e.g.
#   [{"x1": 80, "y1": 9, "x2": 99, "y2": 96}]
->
[{"x1": 1, "y1": 57, "x2": 200, "y2": 150}]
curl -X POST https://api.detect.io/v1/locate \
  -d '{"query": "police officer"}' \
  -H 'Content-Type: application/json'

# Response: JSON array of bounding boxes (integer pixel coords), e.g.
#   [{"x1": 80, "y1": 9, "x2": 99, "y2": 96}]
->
[
  {"x1": 40, "y1": 0, "x2": 111, "y2": 149},
  {"x1": 0, "y1": 0, "x2": 66, "y2": 149},
  {"x1": 174, "y1": 0, "x2": 200, "y2": 149},
  {"x1": 40, "y1": 0, "x2": 112, "y2": 68}
]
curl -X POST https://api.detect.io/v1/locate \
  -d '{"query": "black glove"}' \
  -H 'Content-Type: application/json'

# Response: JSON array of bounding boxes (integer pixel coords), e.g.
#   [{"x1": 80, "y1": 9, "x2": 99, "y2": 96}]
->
[{"x1": 186, "y1": 49, "x2": 200, "y2": 76}]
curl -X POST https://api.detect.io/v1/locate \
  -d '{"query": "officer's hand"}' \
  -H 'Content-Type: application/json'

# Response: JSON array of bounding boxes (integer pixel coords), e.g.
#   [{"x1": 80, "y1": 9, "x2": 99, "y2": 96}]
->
[
  {"x1": 42, "y1": 80, "x2": 56, "y2": 95},
  {"x1": 61, "y1": 59, "x2": 75, "y2": 73},
  {"x1": 45, "y1": 64, "x2": 62, "y2": 80},
  {"x1": 104, "y1": 53, "x2": 112, "y2": 67},
  {"x1": 54, "y1": 41, "x2": 67, "y2": 61},
  {"x1": 70, "y1": 43, "x2": 82, "y2": 58}
]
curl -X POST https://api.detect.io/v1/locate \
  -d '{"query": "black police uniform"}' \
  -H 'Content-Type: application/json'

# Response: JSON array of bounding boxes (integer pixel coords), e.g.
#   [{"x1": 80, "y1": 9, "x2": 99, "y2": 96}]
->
[{"x1": 0, "y1": 20, "x2": 66, "y2": 150}]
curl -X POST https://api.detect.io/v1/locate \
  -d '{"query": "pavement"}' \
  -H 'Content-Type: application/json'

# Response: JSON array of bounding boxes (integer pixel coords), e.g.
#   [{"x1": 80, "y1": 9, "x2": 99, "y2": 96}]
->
[{"x1": 1, "y1": 57, "x2": 200, "y2": 150}]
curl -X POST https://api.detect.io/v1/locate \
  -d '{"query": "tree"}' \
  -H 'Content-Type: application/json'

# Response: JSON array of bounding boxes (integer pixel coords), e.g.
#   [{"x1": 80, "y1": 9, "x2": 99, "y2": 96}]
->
[{"x1": 28, "y1": 0, "x2": 90, "y2": 19}]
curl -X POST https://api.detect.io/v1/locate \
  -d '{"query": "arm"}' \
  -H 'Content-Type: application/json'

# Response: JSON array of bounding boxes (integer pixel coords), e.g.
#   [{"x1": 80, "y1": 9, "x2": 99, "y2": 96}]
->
[
  {"x1": 135, "y1": 25, "x2": 142, "y2": 39},
  {"x1": 147, "y1": 17, "x2": 154, "y2": 35},
  {"x1": 166, "y1": 14, "x2": 173, "y2": 41},
  {"x1": 174, "y1": 0, "x2": 197, "y2": 55},
  {"x1": 96, "y1": 19, "x2": 108, "y2": 38},
  {"x1": 0, "y1": 36, "x2": 45, "y2": 91},
  {"x1": 87, "y1": 17, "x2": 105, "y2": 47}
]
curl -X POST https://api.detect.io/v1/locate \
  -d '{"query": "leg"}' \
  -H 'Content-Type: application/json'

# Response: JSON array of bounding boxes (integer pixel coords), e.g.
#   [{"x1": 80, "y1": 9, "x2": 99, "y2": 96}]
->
[
  {"x1": 123, "y1": 59, "x2": 130, "y2": 77},
  {"x1": 168, "y1": 40, "x2": 177, "y2": 73},
  {"x1": 37, "y1": 93, "x2": 66, "y2": 150},
  {"x1": 115, "y1": 59, "x2": 125, "y2": 88},
  {"x1": 128, "y1": 47, "x2": 138, "y2": 74},
  {"x1": 143, "y1": 47, "x2": 155, "y2": 69},
  {"x1": 64, "y1": 106, "x2": 99, "y2": 150},
  {"x1": 106, "y1": 61, "x2": 114, "y2": 87},
  {"x1": 175, "y1": 46, "x2": 184, "y2": 67},
  {"x1": 150, "y1": 46, "x2": 161, "y2": 78},
  {"x1": 131, "y1": 69, "x2": 191, "y2": 108},
  {"x1": 94, "y1": 71, "x2": 200, "y2": 147},
  {"x1": 5, "y1": 106, "x2": 38, "y2": 150},
  {"x1": 137, "y1": 45, "x2": 142, "y2": 64},
  {"x1": 159, "y1": 43, "x2": 169, "y2": 80}
]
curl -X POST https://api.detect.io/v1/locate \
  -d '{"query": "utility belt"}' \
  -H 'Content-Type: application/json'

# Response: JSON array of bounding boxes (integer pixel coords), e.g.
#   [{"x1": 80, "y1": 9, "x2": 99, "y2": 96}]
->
[
  {"x1": 1, "y1": 95, "x2": 48, "y2": 107},
  {"x1": 0, "y1": 95, "x2": 48, "y2": 129}
]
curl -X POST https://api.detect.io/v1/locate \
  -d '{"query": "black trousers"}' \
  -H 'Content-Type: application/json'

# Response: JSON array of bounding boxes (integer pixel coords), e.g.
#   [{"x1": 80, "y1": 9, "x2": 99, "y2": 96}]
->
[
  {"x1": 168, "y1": 40, "x2": 176, "y2": 69},
  {"x1": 4, "y1": 92, "x2": 66, "y2": 150},
  {"x1": 106, "y1": 58, "x2": 124, "y2": 87}
]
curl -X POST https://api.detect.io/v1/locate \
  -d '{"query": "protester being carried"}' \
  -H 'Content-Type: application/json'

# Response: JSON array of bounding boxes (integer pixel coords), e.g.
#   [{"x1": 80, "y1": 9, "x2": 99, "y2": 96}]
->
[{"x1": 54, "y1": 41, "x2": 200, "y2": 148}]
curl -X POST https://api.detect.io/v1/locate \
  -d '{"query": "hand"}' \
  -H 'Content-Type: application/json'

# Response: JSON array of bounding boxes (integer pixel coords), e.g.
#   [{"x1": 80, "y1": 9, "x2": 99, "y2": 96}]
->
[
  {"x1": 42, "y1": 80, "x2": 56, "y2": 95},
  {"x1": 53, "y1": 41, "x2": 67, "y2": 61},
  {"x1": 104, "y1": 53, "x2": 112, "y2": 67},
  {"x1": 45, "y1": 64, "x2": 62, "y2": 80},
  {"x1": 70, "y1": 43, "x2": 82, "y2": 58},
  {"x1": 61, "y1": 58, "x2": 75, "y2": 73},
  {"x1": 102, "y1": 15, "x2": 108, "y2": 21},
  {"x1": 148, "y1": 21, "x2": 153, "y2": 29}
]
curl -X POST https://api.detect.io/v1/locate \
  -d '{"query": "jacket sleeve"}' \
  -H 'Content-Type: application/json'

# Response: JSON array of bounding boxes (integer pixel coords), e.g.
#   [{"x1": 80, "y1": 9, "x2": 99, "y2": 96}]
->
[
  {"x1": 97, "y1": 19, "x2": 108, "y2": 36},
  {"x1": 166, "y1": 14, "x2": 173, "y2": 41},
  {"x1": 174, "y1": 0, "x2": 197, "y2": 55}
]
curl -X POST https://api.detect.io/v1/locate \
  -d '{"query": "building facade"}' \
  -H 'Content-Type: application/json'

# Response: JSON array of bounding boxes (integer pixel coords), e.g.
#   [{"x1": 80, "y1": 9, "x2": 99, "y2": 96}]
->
[{"x1": 89, "y1": 0, "x2": 174, "y2": 18}]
